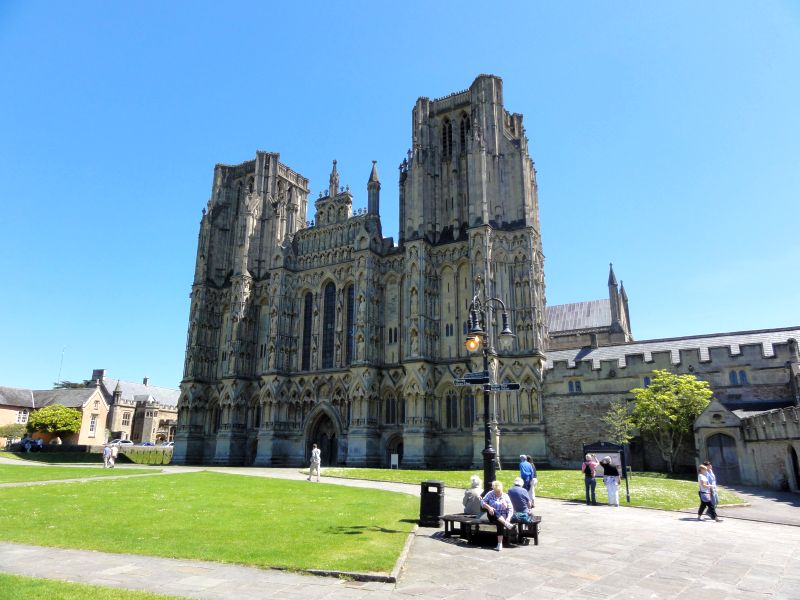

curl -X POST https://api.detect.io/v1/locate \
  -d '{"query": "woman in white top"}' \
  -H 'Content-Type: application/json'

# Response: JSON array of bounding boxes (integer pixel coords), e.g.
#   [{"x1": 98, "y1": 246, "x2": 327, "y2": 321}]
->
[{"x1": 697, "y1": 465, "x2": 720, "y2": 522}]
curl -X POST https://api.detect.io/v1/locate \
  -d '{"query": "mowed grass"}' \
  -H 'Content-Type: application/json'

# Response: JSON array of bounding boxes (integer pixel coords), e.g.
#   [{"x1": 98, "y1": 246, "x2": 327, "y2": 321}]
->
[
  {"x1": 0, "y1": 464, "x2": 160, "y2": 483},
  {"x1": 0, "y1": 471, "x2": 417, "y2": 573},
  {"x1": 319, "y1": 468, "x2": 742, "y2": 510},
  {"x1": 0, "y1": 573, "x2": 180, "y2": 600}
]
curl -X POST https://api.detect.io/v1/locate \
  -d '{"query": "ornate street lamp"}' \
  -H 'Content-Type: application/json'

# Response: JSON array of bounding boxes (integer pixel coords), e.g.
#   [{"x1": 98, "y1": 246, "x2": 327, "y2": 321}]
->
[{"x1": 464, "y1": 278, "x2": 515, "y2": 492}]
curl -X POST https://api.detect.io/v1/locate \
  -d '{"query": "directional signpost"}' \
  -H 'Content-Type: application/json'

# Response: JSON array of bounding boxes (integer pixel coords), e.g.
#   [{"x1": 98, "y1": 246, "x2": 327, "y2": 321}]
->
[
  {"x1": 483, "y1": 382, "x2": 521, "y2": 392},
  {"x1": 453, "y1": 378, "x2": 467, "y2": 386},
  {"x1": 463, "y1": 370, "x2": 490, "y2": 384}
]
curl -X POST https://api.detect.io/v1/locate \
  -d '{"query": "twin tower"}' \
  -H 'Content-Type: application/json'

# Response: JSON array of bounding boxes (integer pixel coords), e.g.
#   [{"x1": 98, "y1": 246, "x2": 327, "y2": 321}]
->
[{"x1": 173, "y1": 75, "x2": 549, "y2": 468}]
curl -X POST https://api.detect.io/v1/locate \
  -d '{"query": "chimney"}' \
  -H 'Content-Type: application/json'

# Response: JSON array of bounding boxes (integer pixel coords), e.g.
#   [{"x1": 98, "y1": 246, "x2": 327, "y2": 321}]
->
[
  {"x1": 92, "y1": 369, "x2": 106, "y2": 382},
  {"x1": 143, "y1": 376, "x2": 149, "y2": 386}
]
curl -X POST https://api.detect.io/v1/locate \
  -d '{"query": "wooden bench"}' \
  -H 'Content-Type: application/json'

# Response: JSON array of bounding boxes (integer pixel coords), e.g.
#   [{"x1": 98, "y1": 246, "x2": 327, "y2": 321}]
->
[{"x1": 442, "y1": 513, "x2": 541, "y2": 546}]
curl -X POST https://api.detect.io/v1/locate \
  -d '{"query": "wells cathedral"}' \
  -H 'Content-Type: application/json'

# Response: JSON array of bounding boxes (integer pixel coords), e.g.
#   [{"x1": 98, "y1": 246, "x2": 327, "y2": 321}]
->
[{"x1": 174, "y1": 76, "x2": 800, "y2": 490}]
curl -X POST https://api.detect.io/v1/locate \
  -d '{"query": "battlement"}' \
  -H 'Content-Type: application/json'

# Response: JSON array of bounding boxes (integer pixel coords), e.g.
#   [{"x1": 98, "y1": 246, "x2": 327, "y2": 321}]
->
[{"x1": 546, "y1": 327, "x2": 800, "y2": 374}]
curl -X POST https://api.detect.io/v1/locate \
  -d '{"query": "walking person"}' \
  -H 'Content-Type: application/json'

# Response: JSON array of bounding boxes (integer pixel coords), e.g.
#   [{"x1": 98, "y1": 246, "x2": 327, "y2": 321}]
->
[
  {"x1": 525, "y1": 455, "x2": 538, "y2": 506},
  {"x1": 308, "y1": 443, "x2": 321, "y2": 482},
  {"x1": 581, "y1": 453, "x2": 599, "y2": 505},
  {"x1": 519, "y1": 454, "x2": 533, "y2": 493},
  {"x1": 480, "y1": 481, "x2": 515, "y2": 552},
  {"x1": 698, "y1": 464, "x2": 721, "y2": 521},
  {"x1": 109, "y1": 444, "x2": 119, "y2": 468},
  {"x1": 703, "y1": 460, "x2": 719, "y2": 507},
  {"x1": 600, "y1": 456, "x2": 620, "y2": 506},
  {"x1": 102, "y1": 444, "x2": 112, "y2": 468}
]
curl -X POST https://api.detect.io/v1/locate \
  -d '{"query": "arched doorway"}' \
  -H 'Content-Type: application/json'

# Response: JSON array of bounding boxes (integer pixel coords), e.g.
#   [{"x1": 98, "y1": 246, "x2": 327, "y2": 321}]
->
[
  {"x1": 790, "y1": 446, "x2": 800, "y2": 491},
  {"x1": 386, "y1": 435, "x2": 404, "y2": 468},
  {"x1": 308, "y1": 412, "x2": 338, "y2": 466},
  {"x1": 706, "y1": 433, "x2": 741, "y2": 485}
]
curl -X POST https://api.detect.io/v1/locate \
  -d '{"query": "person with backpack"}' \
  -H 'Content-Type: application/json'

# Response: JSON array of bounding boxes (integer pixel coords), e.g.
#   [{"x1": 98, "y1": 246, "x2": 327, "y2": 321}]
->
[{"x1": 581, "y1": 453, "x2": 599, "y2": 505}]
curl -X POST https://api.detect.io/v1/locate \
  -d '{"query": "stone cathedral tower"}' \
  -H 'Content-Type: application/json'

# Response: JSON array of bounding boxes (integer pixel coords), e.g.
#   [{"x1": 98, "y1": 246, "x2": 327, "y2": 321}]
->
[{"x1": 173, "y1": 75, "x2": 549, "y2": 467}]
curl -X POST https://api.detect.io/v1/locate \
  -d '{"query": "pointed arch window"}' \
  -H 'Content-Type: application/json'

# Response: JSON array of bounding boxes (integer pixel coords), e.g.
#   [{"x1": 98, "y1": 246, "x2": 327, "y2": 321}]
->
[
  {"x1": 729, "y1": 371, "x2": 738, "y2": 385},
  {"x1": 442, "y1": 118, "x2": 453, "y2": 159},
  {"x1": 345, "y1": 284, "x2": 355, "y2": 365},
  {"x1": 463, "y1": 394, "x2": 475, "y2": 427},
  {"x1": 322, "y1": 282, "x2": 336, "y2": 368},
  {"x1": 386, "y1": 397, "x2": 396, "y2": 425},
  {"x1": 446, "y1": 392, "x2": 458, "y2": 429},
  {"x1": 738, "y1": 370, "x2": 748, "y2": 384},
  {"x1": 459, "y1": 113, "x2": 470, "y2": 153},
  {"x1": 301, "y1": 292, "x2": 313, "y2": 371}
]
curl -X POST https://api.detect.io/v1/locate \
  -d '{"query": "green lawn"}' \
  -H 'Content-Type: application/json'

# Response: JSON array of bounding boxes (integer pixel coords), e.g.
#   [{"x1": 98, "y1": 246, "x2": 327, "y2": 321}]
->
[
  {"x1": 318, "y1": 467, "x2": 742, "y2": 510},
  {"x1": 0, "y1": 573, "x2": 181, "y2": 599},
  {"x1": 0, "y1": 464, "x2": 160, "y2": 483},
  {"x1": 0, "y1": 471, "x2": 417, "y2": 573}
]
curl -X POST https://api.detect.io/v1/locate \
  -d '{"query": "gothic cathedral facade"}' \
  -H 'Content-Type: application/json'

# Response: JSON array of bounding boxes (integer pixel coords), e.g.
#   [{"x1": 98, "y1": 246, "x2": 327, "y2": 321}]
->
[{"x1": 174, "y1": 75, "x2": 550, "y2": 467}]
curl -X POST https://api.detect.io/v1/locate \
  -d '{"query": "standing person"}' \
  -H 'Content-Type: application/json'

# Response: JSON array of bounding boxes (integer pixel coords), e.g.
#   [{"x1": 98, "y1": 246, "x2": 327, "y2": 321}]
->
[
  {"x1": 102, "y1": 444, "x2": 112, "y2": 468},
  {"x1": 600, "y1": 456, "x2": 621, "y2": 506},
  {"x1": 526, "y1": 455, "x2": 538, "y2": 507},
  {"x1": 581, "y1": 453, "x2": 599, "y2": 505},
  {"x1": 519, "y1": 454, "x2": 533, "y2": 493},
  {"x1": 109, "y1": 444, "x2": 119, "y2": 468},
  {"x1": 698, "y1": 465, "x2": 721, "y2": 521},
  {"x1": 462, "y1": 475, "x2": 483, "y2": 516},
  {"x1": 480, "y1": 481, "x2": 514, "y2": 552},
  {"x1": 703, "y1": 460, "x2": 719, "y2": 507},
  {"x1": 308, "y1": 443, "x2": 321, "y2": 482}
]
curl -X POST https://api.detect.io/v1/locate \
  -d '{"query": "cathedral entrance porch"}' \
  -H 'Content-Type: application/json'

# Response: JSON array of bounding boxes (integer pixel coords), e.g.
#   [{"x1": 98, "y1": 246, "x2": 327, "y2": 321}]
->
[{"x1": 308, "y1": 413, "x2": 338, "y2": 466}]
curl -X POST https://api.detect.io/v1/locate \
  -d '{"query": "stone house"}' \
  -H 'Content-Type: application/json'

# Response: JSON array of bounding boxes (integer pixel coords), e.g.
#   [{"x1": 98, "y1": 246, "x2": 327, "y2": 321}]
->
[
  {"x1": 89, "y1": 369, "x2": 179, "y2": 444},
  {"x1": 0, "y1": 386, "x2": 35, "y2": 445}
]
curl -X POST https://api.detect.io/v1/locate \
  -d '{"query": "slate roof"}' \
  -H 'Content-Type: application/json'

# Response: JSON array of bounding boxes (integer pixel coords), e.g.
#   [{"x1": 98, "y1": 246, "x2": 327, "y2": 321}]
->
[
  {"x1": 33, "y1": 388, "x2": 100, "y2": 409},
  {"x1": 103, "y1": 378, "x2": 179, "y2": 407},
  {"x1": 545, "y1": 326, "x2": 800, "y2": 370},
  {"x1": 546, "y1": 300, "x2": 611, "y2": 333},
  {"x1": 0, "y1": 386, "x2": 35, "y2": 408}
]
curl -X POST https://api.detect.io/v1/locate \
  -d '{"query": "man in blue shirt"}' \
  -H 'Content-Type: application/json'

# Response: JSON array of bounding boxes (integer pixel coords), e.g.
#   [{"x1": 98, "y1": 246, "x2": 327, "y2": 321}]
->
[
  {"x1": 508, "y1": 477, "x2": 533, "y2": 524},
  {"x1": 519, "y1": 454, "x2": 534, "y2": 492}
]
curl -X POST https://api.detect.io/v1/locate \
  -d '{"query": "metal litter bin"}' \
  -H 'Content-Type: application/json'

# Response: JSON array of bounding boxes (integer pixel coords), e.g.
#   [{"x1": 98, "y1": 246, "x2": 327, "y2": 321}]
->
[{"x1": 419, "y1": 480, "x2": 444, "y2": 527}]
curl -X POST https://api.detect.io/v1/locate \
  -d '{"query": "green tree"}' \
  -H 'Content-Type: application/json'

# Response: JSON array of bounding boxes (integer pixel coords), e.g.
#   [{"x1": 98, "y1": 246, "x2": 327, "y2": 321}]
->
[
  {"x1": 630, "y1": 369, "x2": 712, "y2": 472},
  {"x1": 602, "y1": 399, "x2": 634, "y2": 446},
  {"x1": 0, "y1": 423, "x2": 27, "y2": 441},
  {"x1": 27, "y1": 405, "x2": 82, "y2": 437}
]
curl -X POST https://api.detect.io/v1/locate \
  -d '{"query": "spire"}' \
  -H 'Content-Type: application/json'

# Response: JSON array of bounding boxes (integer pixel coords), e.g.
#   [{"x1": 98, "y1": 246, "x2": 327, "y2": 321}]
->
[
  {"x1": 328, "y1": 159, "x2": 339, "y2": 198},
  {"x1": 620, "y1": 281, "x2": 628, "y2": 301},
  {"x1": 368, "y1": 160, "x2": 380, "y2": 184},
  {"x1": 608, "y1": 262, "x2": 617, "y2": 286},
  {"x1": 367, "y1": 160, "x2": 381, "y2": 215}
]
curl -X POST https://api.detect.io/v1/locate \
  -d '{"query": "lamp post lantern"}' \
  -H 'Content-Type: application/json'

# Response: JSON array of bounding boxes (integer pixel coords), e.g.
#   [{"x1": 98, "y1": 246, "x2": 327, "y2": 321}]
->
[{"x1": 464, "y1": 277, "x2": 515, "y2": 493}]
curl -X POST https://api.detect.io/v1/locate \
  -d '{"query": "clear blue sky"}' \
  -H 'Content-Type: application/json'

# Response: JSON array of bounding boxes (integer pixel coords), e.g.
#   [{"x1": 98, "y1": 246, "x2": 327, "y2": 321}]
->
[{"x1": 1, "y1": 1, "x2": 798, "y2": 390}]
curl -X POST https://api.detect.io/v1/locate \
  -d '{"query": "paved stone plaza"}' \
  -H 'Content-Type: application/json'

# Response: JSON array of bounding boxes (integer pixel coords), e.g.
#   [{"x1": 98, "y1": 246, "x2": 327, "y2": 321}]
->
[{"x1": 1, "y1": 463, "x2": 799, "y2": 599}]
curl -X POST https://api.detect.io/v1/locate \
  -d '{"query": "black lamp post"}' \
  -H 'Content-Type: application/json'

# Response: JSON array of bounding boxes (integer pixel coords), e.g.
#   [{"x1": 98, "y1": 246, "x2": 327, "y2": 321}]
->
[{"x1": 464, "y1": 279, "x2": 515, "y2": 493}]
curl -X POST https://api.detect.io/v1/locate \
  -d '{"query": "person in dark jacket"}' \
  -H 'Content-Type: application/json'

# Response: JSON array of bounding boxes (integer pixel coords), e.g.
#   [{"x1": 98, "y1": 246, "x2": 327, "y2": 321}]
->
[{"x1": 581, "y1": 453, "x2": 599, "y2": 505}]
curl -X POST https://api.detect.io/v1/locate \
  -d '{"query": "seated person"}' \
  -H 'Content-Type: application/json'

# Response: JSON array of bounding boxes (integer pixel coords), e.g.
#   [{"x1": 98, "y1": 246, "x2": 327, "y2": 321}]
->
[
  {"x1": 481, "y1": 481, "x2": 515, "y2": 552},
  {"x1": 462, "y1": 475, "x2": 483, "y2": 516},
  {"x1": 508, "y1": 477, "x2": 533, "y2": 523}
]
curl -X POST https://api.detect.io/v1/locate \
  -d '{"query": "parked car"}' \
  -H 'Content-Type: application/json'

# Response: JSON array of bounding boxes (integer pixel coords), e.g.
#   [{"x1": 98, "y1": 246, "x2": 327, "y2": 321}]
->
[
  {"x1": 110, "y1": 439, "x2": 134, "y2": 446},
  {"x1": 140, "y1": 442, "x2": 155, "y2": 447},
  {"x1": 160, "y1": 441, "x2": 174, "y2": 447}
]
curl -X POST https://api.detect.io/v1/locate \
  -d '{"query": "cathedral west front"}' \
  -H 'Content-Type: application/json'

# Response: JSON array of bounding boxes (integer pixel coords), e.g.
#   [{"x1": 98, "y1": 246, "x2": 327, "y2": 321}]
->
[{"x1": 173, "y1": 75, "x2": 800, "y2": 485}]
